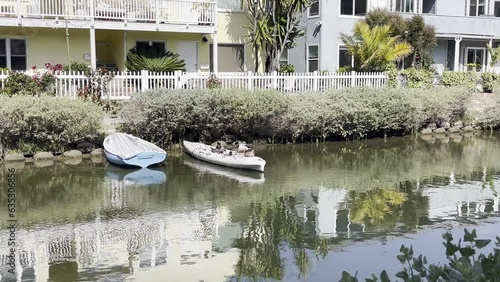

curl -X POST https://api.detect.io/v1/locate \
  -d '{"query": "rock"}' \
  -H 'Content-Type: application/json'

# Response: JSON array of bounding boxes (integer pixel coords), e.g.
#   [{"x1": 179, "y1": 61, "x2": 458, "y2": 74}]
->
[
  {"x1": 420, "y1": 128, "x2": 433, "y2": 135},
  {"x1": 441, "y1": 122, "x2": 451, "y2": 129},
  {"x1": 34, "y1": 159, "x2": 54, "y2": 168},
  {"x1": 90, "y1": 148, "x2": 104, "y2": 156},
  {"x1": 91, "y1": 156, "x2": 105, "y2": 164},
  {"x1": 53, "y1": 155, "x2": 64, "y2": 161},
  {"x1": 75, "y1": 141, "x2": 95, "y2": 153},
  {"x1": 4, "y1": 153, "x2": 25, "y2": 162},
  {"x1": 211, "y1": 141, "x2": 228, "y2": 147},
  {"x1": 448, "y1": 127, "x2": 461, "y2": 134},
  {"x1": 63, "y1": 150, "x2": 83, "y2": 158},
  {"x1": 82, "y1": 153, "x2": 91, "y2": 159},
  {"x1": 64, "y1": 158, "x2": 82, "y2": 166},
  {"x1": 25, "y1": 157, "x2": 34, "y2": 163},
  {"x1": 426, "y1": 123, "x2": 437, "y2": 130},
  {"x1": 454, "y1": 121, "x2": 464, "y2": 128},
  {"x1": 419, "y1": 134, "x2": 433, "y2": 141},
  {"x1": 434, "y1": 128, "x2": 447, "y2": 134},
  {"x1": 462, "y1": 126, "x2": 474, "y2": 132},
  {"x1": 33, "y1": 152, "x2": 54, "y2": 160}
]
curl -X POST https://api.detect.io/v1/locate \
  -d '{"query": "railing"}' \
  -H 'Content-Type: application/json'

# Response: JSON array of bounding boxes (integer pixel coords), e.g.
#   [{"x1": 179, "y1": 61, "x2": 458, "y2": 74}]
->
[
  {"x1": 0, "y1": 70, "x2": 388, "y2": 99},
  {"x1": 0, "y1": 0, "x2": 216, "y2": 25}
]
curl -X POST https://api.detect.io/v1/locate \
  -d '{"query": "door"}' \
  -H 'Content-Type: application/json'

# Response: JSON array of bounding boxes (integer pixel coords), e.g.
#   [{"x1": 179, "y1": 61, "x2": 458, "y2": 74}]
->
[
  {"x1": 466, "y1": 47, "x2": 485, "y2": 71},
  {"x1": 177, "y1": 42, "x2": 198, "y2": 72}
]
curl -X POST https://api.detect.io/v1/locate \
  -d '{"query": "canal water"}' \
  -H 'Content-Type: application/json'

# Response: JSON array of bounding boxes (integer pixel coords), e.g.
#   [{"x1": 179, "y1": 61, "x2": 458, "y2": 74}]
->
[{"x1": 0, "y1": 132, "x2": 499, "y2": 281}]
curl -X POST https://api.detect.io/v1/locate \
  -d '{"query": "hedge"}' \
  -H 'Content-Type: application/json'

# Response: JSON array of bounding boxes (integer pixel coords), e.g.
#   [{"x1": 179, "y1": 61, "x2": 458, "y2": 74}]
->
[
  {"x1": 120, "y1": 87, "x2": 476, "y2": 146},
  {"x1": 0, "y1": 95, "x2": 103, "y2": 153}
]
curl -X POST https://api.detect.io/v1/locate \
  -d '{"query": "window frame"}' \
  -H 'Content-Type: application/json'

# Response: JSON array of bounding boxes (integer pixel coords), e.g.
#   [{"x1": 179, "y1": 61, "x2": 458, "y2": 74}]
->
[
  {"x1": 209, "y1": 43, "x2": 246, "y2": 72},
  {"x1": 465, "y1": 47, "x2": 486, "y2": 71},
  {"x1": 307, "y1": 45, "x2": 319, "y2": 72},
  {"x1": 393, "y1": 0, "x2": 416, "y2": 13},
  {"x1": 279, "y1": 48, "x2": 289, "y2": 66},
  {"x1": 135, "y1": 40, "x2": 166, "y2": 55},
  {"x1": 308, "y1": 0, "x2": 320, "y2": 17},
  {"x1": 467, "y1": 0, "x2": 486, "y2": 16},
  {"x1": 339, "y1": 0, "x2": 367, "y2": 17},
  {"x1": 337, "y1": 44, "x2": 354, "y2": 70},
  {"x1": 0, "y1": 38, "x2": 28, "y2": 71}
]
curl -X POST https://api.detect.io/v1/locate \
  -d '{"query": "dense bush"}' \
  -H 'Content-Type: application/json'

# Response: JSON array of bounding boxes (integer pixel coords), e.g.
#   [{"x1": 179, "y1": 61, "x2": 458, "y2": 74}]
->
[
  {"x1": 481, "y1": 72, "x2": 500, "y2": 93},
  {"x1": 0, "y1": 95, "x2": 103, "y2": 153},
  {"x1": 120, "y1": 87, "x2": 473, "y2": 146},
  {"x1": 441, "y1": 71, "x2": 478, "y2": 88},
  {"x1": 400, "y1": 68, "x2": 434, "y2": 88}
]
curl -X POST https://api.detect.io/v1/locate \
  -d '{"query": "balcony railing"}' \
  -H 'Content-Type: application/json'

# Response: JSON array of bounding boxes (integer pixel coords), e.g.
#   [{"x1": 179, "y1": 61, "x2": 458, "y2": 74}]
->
[{"x1": 0, "y1": 0, "x2": 216, "y2": 25}]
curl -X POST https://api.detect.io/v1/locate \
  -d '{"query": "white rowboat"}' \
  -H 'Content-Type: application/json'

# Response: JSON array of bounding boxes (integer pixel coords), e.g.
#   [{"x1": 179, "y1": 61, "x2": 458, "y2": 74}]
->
[
  {"x1": 103, "y1": 133, "x2": 167, "y2": 168},
  {"x1": 182, "y1": 140, "x2": 266, "y2": 172}
]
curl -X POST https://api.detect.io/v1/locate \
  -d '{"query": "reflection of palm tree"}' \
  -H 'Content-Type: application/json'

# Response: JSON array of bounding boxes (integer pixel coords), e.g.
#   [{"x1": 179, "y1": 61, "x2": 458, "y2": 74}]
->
[
  {"x1": 348, "y1": 188, "x2": 406, "y2": 226},
  {"x1": 233, "y1": 196, "x2": 314, "y2": 280}
]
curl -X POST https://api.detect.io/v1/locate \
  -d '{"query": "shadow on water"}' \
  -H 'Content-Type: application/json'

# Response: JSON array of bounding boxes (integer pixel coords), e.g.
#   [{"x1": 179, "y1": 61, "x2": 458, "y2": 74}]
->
[{"x1": 0, "y1": 132, "x2": 499, "y2": 281}]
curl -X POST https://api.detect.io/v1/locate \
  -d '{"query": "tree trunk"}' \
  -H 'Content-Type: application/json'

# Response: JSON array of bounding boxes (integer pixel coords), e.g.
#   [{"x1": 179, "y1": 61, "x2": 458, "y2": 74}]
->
[{"x1": 254, "y1": 48, "x2": 259, "y2": 72}]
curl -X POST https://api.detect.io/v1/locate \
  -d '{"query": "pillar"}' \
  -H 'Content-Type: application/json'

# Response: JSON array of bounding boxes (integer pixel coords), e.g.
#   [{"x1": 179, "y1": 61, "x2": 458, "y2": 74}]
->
[
  {"x1": 487, "y1": 38, "x2": 493, "y2": 71},
  {"x1": 454, "y1": 36, "x2": 462, "y2": 71},
  {"x1": 124, "y1": 31, "x2": 128, "y2": 69},
  {"x1": 212, "y1": 31, "x2": 218, "y2": 73},
  {"x1": 90, "y1": 28, "x2": 97, "y2": 70}
]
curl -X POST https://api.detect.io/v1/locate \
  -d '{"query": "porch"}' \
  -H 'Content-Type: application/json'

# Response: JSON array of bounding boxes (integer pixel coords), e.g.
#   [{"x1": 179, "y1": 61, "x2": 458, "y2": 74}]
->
[{"x1": 432, "y1": 35, "x2": 500, "y2": 74}]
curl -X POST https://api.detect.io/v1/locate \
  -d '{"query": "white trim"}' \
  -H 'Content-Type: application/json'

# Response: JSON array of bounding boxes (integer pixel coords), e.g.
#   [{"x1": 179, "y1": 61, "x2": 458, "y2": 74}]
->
[
  {"x1": 279, "y1": 48, "x2": 289, "y2": 65},
  {"x1": 307, "y1": 44, "x2": 319, "y2": 72},
  {"x1": 338, "y1": 0, "x2": 367, "y2": 16},
  {"x1": 0, "y1": 37, "x2": 28, "y2": 70},
  {"x1": 308, "y1": 0, "x2": 320, "y2": 18},
  {"x1": 465, "y1": 47, "x2": 487, "y2": 71},
  {"x1": 337, "y1": 43, "x2": 354, "y2": 69}
]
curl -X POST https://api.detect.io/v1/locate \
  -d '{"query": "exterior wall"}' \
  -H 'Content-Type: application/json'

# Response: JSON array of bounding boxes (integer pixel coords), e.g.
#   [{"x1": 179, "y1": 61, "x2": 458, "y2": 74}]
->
[
  {"x1": 432, "y1": 40, "x2": 448, "y2": 73},
  {"x1": 435, "y1": 0, "x2": 465, "y2": 16},
  {"x1": 216, "y1": 11, "x2": 262, "y2": 72}
]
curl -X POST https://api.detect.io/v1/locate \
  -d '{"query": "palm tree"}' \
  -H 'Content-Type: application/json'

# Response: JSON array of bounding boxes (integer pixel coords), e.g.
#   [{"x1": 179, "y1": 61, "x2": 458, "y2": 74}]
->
[
  {"x1": 486, "y1": 43, "x2": 500, "y2": 70},
  {"x1": 340, "y1": 21, "x2": 413, "y2": 72}
]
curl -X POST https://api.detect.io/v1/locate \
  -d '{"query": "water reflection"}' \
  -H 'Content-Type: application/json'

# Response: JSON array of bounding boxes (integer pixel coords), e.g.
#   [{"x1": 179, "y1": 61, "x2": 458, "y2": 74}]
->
[
  {"x1": 183, "y1": 157, "x2": 265, "y2": 185},
  {"x1": 1, "y1": 133, "x2": 500, "y2": 281}
]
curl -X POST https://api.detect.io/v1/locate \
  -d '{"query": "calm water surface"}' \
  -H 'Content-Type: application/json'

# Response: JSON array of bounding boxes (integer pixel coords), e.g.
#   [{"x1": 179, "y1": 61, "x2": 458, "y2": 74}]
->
[{"x1": 1, "y1": 132, "x2": 500, "y2": 281}]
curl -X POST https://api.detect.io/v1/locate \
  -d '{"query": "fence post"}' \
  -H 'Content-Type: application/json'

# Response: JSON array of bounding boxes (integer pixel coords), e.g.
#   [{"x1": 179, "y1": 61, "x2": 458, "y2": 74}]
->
[
  {"x1": 313, "y1": 70, "x2": 318, "y2": 91},
  {"x1": 272, "y1": 71, "x2": 278, "y2": 89},
  {"x1": 174, "y1": 70, "x2": 182, "y2": 89},
  {"x1": 247, "y1": 71, "x2": 253, "y2": 90},
  {"x1": 141, "y1": 70, "x2": 149, "y2": 92},
  {"x1": 351, "y1": 71, "x2": 356, "y2": 87}
]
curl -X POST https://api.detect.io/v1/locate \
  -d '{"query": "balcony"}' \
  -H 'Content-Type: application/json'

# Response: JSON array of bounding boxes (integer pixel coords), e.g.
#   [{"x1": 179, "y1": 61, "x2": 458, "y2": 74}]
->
[{"x1": 0, "y1": 0, "x2": 216, "y2": 32}]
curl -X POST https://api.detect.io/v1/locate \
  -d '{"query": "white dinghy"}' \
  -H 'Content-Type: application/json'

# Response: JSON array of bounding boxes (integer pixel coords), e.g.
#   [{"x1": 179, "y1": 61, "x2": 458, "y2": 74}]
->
[
  {"x1": 103, "y1": 133, "x2": 167, "y2": 168},
  {"x1": 182, "y1": 140, "x2": 266, "y2": 172}
]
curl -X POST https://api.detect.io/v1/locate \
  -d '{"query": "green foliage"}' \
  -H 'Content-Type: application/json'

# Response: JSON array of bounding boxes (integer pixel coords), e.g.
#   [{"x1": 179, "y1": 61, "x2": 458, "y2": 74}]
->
[
  {"x1": 206, "y1": 73, "x2": 222, "y2": 89},
  {"x1": 340, "y1": 21, "x2": 413, "y2": 72},
  {"x1": 4, "y1": 72, "x2": 39, "y2": 95},
  {"x1": 120, "y1": 87, "x2": 471, "y2": 146},
  {"x1": 244, "y1": 0, "x2": 310, "y2": 72},
  {"x1": 0, "y1": 95, "x2": 103, "y2": 153},
  {"x1": 387, "y1": 65, "x2": 399, "y2": 88},
  {"x1": 401, "y1": 68, "x2": 433, "y2": 89},
  {"x1": 441, "y1": 71, "x2": 478, "y2": 88},
  {"x1": 340, "y1": 229, "x2": 500, "y2": 282},
  {"x1": 338, "y1": 66, "x2": 352, "y2": 73},
  {"x1": 481, "y1": 72, "x2": 500, "y2": 93},
  {"x1": 486, "y1": 43, "x2": 500, "y2": 68},
  {"x1": 77, "y1": 66, "x2": 115, "y2": 103},
  {"x1": 363, "y1": 9, "x2": 437, "y2": 70},
  {"x1": 279, "y1": 63, "x2": 295, "y2": 73},
  {"x1": 125, "y1": 47, "x2": 186, "y2": 72},
  {"x1": 63, "y1": 61, "x2": 91, "y2": 75}
]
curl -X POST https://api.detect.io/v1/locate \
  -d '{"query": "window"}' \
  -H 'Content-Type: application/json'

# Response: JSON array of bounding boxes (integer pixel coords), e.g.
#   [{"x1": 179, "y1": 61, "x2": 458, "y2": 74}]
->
[
  {"x1": 338, "y1": 46, "x2": 352, "y2": 69},
  {"x1": 340, "y1": 0, "x2": 367, "y2": 16},
  {"x1": 135, "y1": 41, "x2": 165, "y2": 57},
  {"x1": 308, "y1": 45, "x2": 319, "y2": 72},
  {"x1": 422, "y1": 0, "x2": 436, "y2": 14},
  {"x1": 394, "y1": 0, "x2": 415, "y2": 13},
  {"x1": 280, "y1": 49, "x2": 289, "y2": 66},
  {"x1": 469, "y1": 0, "x2": 485, "y2": 16},
  {"x1": 309, "y1": 0, "x2": 319, "y2": 17},
  {"x1": 0, "y1": 39, "x2": 27, "y2": 70},
  {"x1": 217, "y1": 0, "x2": 243, "y2": 10},
  {"x1": 495, "y1": 1, "x2": 500, "y2": 17},
  {"x1": 466, "y1": 48, "x2": 485, "y2": 71},
  {"x1": 210, "y1": 44, "x2": 244, "y2": 72}
]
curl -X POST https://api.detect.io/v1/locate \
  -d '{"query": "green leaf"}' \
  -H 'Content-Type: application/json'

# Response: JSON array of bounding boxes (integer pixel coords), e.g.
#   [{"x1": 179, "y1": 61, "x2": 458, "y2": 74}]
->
[
  {"x1": 395, "y1": 271, "x2": 409, "y2": 280},
  {"x1": 463, "y1": 228, "x2": 477, "y2": 242},
  {"x1": 474, "y1": 239, "x2": 491, "y2": 249},
  {"x1": 397, "y1": 254, "x2": 407, "y2": 264},
  {"x1": 458, "y1": 246, "x2": 475, "y2": 258},
  {"x1": 341, "y1": 271, "x2": 358, "y2": 282},
  {"x1": 380, "y1": 270, "x2": 390, "y2": 282}
]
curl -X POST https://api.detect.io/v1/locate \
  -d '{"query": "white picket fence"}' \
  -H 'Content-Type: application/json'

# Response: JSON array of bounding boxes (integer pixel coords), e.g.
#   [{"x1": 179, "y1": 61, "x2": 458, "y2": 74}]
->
[{"x1": 0, "y1": 70, "x2": 388, "y2": 100}]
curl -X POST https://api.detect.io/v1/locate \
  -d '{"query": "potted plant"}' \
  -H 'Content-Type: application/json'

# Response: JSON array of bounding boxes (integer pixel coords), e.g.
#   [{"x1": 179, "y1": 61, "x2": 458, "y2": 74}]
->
[{"x1": 466, "y1": 63, "x2": 480, "y2": 72}]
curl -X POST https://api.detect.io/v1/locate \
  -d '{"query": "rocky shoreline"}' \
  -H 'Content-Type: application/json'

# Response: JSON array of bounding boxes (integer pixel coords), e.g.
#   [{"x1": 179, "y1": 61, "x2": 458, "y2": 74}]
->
[{"x1": 1, "y1": 149, "x2": 106, "y2": 167}]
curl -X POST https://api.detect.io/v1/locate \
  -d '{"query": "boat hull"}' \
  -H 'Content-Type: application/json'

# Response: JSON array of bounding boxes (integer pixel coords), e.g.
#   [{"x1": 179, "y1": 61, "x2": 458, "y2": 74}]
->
[
  {"x1": 182, "y1": 141, "x2": 266, "y2": 172},
  {"x1": 104, "y1": 150, "x2": 166, "y2": 169}
]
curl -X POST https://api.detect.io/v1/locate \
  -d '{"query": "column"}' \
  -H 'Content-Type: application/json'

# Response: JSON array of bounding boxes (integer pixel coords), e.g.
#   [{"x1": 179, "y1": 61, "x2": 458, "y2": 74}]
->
[
  {"x1": 454, "y1": 37, "x2": 462, "y2": 71},
  {"x1": 90, "y1": 0, "x2": 97, "y2": 70},
  {"x1": 124, "y1": 31, "x2": 128, "y2": 67},
  {"x1": 213, "y1": 31, "x2": 218, "y2": 73},
  {"x1": 487, "y1": 38, "x2": 493, "y2": 71}
]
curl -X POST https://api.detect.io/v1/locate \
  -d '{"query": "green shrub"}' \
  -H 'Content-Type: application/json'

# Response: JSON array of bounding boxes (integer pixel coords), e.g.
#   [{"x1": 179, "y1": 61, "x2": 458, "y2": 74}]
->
[
  {"x1": 441, "y1": 71, "x2": 478, "y2": 88},
  {"x1": 341, "y1": 229, "x2": 500, "y2": 282},
  {"x1": 481, "y1": 72, "x2": 500, "y2": 93},
  {"x1": 279, "y1": 63, "x2": 295, "y2": 73},
  {"x1": 0, "y1": 95, "x2": 103, "y2": 153},
  {"x1": 401, "y1": 68, "x2": 433, "y2": 88},
  {"x1": 63, "y1": 61, "x2": 91, "y2": 75},
  {"x1": 120, "y1": 87, "x2": 472, "y2": 145},
  {"x1": 4, "y1": 72, "x2": 39, "y2": 95}
]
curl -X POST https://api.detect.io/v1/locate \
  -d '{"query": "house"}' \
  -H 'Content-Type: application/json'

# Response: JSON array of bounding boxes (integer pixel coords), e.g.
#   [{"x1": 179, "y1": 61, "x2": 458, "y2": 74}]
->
[
  {"x1": 0, "y1": 0, "x2": 257, "y2": 72},
  {"x1": 288, "y1": 0, "x2": 500, "y2": 73}
]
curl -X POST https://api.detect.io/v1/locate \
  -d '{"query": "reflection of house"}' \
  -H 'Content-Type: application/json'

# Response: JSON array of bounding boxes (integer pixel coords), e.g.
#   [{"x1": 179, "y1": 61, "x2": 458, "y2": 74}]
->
[
  {"x1": 0, "y1": 205, "x2": 235, "y2": 281},
  {"x1": 289, "y1": 0, "x2": 500, "y2": 73},
  {"x1": 0, "y1": 0, "x2": 256, "y2": 72}
]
